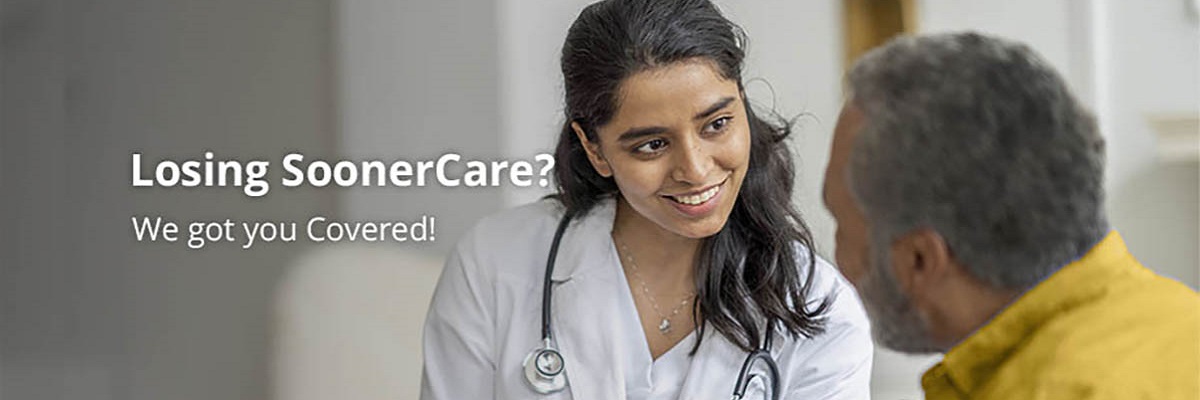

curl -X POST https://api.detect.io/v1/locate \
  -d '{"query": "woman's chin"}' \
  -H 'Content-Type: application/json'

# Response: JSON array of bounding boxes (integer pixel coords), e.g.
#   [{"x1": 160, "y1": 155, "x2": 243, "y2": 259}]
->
[
  {"x1": 655, "y1": 189, "x2": 739, "y2": 239},
  {"x1": 659, "y1": 206, "x2": 734, "y2": 239}
]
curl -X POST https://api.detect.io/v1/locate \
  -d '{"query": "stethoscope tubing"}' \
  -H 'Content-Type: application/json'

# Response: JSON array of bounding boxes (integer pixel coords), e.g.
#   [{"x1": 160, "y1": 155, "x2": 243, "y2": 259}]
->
[
  {"x1": 731, "y1": 348, "x2": 781, "y2": 400},
  {"x1": 541, "y1": 212, "x2": 575, "y2": 342}
]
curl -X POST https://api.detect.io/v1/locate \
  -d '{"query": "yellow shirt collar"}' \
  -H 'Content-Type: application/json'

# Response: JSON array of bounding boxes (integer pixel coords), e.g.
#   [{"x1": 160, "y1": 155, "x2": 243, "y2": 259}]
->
[{"x1": 922, "y1": 231, "x2": 1140, "y2": 395}]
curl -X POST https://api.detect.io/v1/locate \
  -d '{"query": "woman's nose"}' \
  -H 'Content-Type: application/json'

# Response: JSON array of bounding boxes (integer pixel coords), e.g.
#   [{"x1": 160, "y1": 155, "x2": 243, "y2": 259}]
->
[{"x1": 671, "y1": 138, "x2": 712, "y2": 184}]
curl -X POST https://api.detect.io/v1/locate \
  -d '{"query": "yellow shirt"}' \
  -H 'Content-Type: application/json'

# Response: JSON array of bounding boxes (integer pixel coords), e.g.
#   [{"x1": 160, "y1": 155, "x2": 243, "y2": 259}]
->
[{"x1": 922, "y1": 231, "x2": 1200, "y2": 399}]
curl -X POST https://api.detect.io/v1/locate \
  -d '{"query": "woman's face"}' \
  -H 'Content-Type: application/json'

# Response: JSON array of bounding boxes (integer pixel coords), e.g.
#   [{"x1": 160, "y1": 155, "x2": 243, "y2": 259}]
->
[{"x1": 575, "y1": 60, "x2": 751, "y2": 239}]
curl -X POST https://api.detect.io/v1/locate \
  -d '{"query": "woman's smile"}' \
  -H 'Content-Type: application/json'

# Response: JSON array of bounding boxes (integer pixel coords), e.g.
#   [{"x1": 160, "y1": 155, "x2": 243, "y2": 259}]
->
[{"x1": 660, "y1": 177, "x2": 727, "y2": 218}]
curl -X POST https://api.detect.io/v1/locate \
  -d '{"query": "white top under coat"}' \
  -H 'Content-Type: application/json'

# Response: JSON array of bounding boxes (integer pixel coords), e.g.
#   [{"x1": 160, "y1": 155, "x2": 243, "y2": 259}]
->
[{"x1": 420, "y1": 197, "x2": 874, "y2": 400}]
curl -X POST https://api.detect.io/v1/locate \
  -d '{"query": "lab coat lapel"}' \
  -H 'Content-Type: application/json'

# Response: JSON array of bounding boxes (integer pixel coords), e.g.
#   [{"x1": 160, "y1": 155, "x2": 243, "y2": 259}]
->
[{"x1": 546, "y1": 200, "x2": 628, "y2": 399}]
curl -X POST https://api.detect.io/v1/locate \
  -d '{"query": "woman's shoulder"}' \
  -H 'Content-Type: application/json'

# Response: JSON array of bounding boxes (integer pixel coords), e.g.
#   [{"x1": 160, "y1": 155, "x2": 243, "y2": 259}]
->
[
  {"x1": 787, "y1": 243, "x2": 872, "y2": 353},
  {"x1": 457, "y1": 196, "x2": 617, "y2": 255},
  {"x1": 466, "y1": 198, "x2": 565, "y2": 238},
  {"x1": 453, "y1": 198, "x2": 565, "y2": 256},
  {"x1": 791, "y1": 243, "x2": 854, "y2": 306},
  {"x1": 444, "y1": 198, "x2": 575, "y2": 284},
  {"x1": 778, "y1": 244, "x2": 874, "y2": 396}
]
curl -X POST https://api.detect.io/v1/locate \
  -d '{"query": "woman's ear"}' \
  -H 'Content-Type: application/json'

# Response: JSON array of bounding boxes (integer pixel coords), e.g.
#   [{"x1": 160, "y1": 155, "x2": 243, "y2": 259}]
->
[{"x1": 571, "y1": 122, "x2": 613, "y2": 178}]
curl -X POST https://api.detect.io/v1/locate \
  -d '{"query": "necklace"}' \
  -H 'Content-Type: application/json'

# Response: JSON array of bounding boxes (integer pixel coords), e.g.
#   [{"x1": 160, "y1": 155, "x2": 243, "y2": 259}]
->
[{"x1": 615, "y1": 237, "x2": 694, "y2": 336}]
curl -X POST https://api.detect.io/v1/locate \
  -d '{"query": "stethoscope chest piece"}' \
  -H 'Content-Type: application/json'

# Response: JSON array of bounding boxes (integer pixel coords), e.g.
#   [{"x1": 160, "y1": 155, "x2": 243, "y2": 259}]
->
[{"x1": 523, "y1": 344, "x2": 566, "y2": 394}]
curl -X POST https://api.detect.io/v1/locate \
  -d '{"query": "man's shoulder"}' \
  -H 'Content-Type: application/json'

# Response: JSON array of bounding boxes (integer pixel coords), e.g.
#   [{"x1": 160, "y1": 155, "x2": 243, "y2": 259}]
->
[{"x1": 997, "y1": 277, "x2": 1200, "y2": 397}]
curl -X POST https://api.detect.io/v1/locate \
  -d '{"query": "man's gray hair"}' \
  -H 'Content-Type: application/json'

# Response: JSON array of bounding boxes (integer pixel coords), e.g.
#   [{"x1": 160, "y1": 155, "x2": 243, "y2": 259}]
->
[{"x1": 846, "y1": 32, "x2": 1109, "y2": 290}]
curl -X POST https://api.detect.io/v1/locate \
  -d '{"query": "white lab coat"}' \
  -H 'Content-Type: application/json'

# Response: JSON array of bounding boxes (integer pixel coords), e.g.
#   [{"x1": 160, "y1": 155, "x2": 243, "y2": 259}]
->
[{"x1": 420, "y1": 197, "x2": 873, "y2": 400}]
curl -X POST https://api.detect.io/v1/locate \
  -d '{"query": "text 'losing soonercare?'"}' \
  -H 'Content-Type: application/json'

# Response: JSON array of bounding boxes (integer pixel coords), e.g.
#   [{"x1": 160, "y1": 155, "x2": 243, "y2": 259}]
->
[{"x1": 131, "y1": 151, "x2": 556, "y2": 198}]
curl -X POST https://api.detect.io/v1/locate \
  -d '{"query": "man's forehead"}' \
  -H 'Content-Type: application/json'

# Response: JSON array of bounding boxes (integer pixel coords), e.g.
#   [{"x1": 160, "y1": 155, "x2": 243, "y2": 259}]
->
[
  {"x1": 831, "y1": 104, "x2": 866, "y2": 168},
  {"x1": 823, "y1": 103, "x2": 865, "y2": 207},
  {"x1": 835, "y1": 104, "x2": 865, "y2": 139}
]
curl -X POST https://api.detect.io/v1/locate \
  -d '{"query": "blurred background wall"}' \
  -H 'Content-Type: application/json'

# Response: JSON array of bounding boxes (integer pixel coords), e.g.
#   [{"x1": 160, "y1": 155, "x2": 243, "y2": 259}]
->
[
  {"x1": 2, "y1": 0, "x2": 335, "y2": 399},
  {"x1": 2, "y1": 0, "x2": 1196, "y2": 399}
]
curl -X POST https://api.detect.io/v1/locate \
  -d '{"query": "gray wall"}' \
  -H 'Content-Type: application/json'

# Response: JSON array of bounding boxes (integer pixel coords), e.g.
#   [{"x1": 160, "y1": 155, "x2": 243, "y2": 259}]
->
[
  {"x1": 1, "y1": 0, "x2": 334, "y2": 398},
  {"x1": 1100, "y1": 0, "x2": 1199, "y2": 289}
]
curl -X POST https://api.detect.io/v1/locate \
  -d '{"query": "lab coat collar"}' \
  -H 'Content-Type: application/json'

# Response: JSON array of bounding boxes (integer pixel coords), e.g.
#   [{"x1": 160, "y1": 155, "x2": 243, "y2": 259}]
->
[
  {"x1": 549, "y1": 196, "x2": 618, "y2": 282},
  {"x1": 546, "y1": 197, "x2": 626, "y2": 399}
]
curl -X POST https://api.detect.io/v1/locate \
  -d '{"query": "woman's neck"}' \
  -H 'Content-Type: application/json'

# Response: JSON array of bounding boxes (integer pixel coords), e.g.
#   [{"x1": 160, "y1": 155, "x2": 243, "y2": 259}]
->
[{"x1": 611, "y1": 196, "x2": 700, "y2": 283}]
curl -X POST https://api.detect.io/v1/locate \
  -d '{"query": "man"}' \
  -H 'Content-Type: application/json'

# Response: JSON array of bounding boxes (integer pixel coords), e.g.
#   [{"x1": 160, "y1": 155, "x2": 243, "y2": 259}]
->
[{"x1": 823, "y1": 32, "x2": 1200, "y2": 399}]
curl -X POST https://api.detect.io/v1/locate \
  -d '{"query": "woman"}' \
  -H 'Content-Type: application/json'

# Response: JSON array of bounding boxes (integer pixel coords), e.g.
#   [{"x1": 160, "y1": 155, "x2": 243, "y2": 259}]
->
[{"x1": 421, "y1": 0, "x2": 872, "y2": 399}]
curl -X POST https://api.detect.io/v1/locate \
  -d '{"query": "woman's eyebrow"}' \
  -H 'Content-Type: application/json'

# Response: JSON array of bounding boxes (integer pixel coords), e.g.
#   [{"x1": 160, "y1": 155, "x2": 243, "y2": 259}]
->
[
  {"x1": 618, "y1": 126, "x2": 668, "y2": 142},
  {"x1": 617, "y1": 96, "x2": 737, "y2": 142},
  {"x1": 694, "y1": 96, "x2": 736, "y2": 120}
]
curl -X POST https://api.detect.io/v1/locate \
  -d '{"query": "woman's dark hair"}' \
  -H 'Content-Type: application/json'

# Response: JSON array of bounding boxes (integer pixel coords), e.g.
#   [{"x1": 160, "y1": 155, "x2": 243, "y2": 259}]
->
[{"x1": 553, "y1": 0, "x2": 829, "y2": 353}]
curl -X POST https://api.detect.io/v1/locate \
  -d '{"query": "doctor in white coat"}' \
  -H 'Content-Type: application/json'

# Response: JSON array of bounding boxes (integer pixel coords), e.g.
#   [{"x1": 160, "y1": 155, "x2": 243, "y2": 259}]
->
[{"x1": 421, "y1": 1, "x2": 873, "y2": 399}]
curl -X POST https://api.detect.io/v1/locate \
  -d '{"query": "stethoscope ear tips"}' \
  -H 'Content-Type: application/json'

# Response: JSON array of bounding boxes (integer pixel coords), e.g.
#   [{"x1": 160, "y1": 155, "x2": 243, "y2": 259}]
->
[{"x1": 523, "y1": 346, "x2": 567, "y2": 394}]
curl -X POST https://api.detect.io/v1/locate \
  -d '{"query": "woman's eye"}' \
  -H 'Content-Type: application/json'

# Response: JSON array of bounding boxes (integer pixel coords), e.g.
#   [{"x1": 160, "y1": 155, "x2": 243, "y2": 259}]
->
[
  {"x1": 705, "y1": 116, "x2": 732, "y2": 133},
  {"x1": 634, "y1": 139, "x2": 667, "y2": 154}
]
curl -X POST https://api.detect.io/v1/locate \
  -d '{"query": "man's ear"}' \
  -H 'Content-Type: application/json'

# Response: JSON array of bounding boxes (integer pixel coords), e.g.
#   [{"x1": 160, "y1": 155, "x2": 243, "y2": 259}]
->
[
  {"x1": 889, "y1": 228, "x2": 955, "y2": 299},
  {"x1": 571, "y1": 121, "x2": 613, "y2": 178}
]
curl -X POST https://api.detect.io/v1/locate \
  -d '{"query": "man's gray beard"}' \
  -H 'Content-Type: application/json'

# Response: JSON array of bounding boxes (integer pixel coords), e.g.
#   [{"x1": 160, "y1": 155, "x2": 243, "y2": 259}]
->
[{"x1": 858, "y1": 242, "x2": 943, "y2": 354}]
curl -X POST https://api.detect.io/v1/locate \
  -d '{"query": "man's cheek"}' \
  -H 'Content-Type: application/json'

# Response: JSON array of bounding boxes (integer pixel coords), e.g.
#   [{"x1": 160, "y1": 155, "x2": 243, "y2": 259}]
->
[{"x1": 834, "y1": 248, "x2": 866, "y2": 285}]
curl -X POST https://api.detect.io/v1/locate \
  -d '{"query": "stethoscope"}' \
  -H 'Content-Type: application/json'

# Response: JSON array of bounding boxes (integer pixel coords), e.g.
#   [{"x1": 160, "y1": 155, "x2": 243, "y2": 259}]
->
[{"x1": 522, "y1": 212, "x2": 782, "y2": 400}]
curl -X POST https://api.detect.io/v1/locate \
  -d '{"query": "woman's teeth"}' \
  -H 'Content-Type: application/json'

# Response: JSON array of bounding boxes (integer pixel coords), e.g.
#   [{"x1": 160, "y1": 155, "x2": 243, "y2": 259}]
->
[{"x1": 670, "y1": 185, "x2": 720, "y2": 205}]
